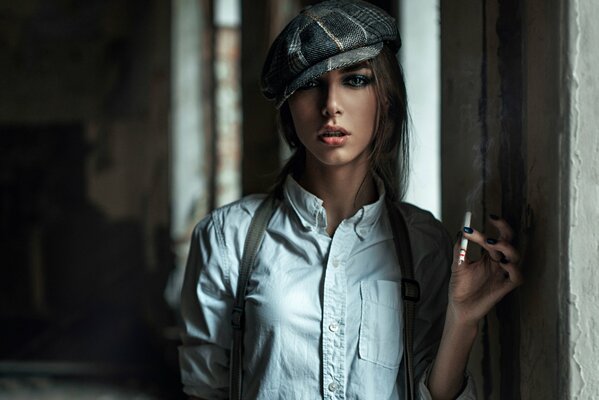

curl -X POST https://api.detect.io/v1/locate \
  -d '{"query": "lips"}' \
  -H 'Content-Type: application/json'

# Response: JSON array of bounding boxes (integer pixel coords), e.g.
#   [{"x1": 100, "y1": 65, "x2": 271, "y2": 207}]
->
[{"x1": 318, "y1": 125, "x2": 349, "y2": 146}]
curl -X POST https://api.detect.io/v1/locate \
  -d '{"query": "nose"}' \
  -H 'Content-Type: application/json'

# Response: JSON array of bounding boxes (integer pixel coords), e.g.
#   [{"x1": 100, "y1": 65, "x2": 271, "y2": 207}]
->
[{"x1": 321, "y1": 84, "x2": 343, "y2": 118}]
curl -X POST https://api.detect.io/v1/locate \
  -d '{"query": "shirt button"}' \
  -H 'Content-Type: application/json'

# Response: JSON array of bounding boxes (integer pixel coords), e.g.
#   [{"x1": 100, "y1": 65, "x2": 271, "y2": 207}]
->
[
  {"x1": 332, "y1": 259, "x2": 340, "y2": 268},
  {"x1": 328, "y1": 382, "x2": 338, "y2": 392},
  {"x1": 329, "y1": 322, "x2": 339, "y2": 332}
]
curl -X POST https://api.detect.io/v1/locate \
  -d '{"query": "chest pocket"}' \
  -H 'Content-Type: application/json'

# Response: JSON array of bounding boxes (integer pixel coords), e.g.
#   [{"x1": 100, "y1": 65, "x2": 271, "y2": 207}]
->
[{"x1": 358, "y1": 280, "x2": 404, "y2": 369}]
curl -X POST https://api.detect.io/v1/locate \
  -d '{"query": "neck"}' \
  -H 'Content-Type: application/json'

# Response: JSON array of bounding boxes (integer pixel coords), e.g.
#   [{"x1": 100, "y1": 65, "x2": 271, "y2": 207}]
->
[{"x1": 299, "y1": 157, "x2": 378, "y2": 236}]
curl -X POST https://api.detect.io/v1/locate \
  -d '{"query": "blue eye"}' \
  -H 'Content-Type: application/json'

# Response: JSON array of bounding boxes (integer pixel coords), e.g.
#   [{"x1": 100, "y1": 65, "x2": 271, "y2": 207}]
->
[{"x1": 345, "y1": 74, "x2": 372, "y2": 87}]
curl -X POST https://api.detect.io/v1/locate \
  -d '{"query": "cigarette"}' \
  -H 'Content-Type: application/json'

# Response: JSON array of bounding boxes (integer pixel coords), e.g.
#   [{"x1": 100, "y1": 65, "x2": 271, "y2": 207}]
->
[{"x1": 458, "y1": 211, "x2": 472, "y2": 265}]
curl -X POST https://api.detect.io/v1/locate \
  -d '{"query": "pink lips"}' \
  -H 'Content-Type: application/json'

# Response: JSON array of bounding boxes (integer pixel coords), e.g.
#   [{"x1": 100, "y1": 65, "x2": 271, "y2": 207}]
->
[{"x1": 317, "y1": 125, "x2": 350, "y2": 146}]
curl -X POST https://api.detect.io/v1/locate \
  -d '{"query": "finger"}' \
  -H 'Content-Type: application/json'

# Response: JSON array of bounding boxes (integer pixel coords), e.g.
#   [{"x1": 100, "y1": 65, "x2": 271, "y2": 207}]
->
[
  {"x1": 481, "y1": 237, "x2": 504, "y2": 262},
  {"x1": 484, "y1": 238, "x2": 521, "y2": 264},
  {"x1": 498, "y1": 260, "x2": 524, "y2": 287},
  {"x1": 462, "y1": 226, "x2": 487, "y2": 249},
  {"x1": 488, "y1": 214, "x2": 514, "y2": 243},
  {"x1": 453, "y1": 233, "x2": 472, "y2": 269},
  {"x1": 463, "y1": 226, "x2": 520, "y2": 265}
]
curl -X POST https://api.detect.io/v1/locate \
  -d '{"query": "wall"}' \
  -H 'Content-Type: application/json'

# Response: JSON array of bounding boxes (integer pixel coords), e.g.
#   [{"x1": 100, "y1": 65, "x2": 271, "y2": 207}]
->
[
  {"x1": 0, "y1": 0, "x2": 175, "y2": 382},
  {"x1": 565, "y1": 0, "x2": 599, "y2": 397},
  {"x1": 441, "y1": 1, "x2": 506, "y2": 395},
  {"x1": 520, "y1": 0, "x2": 565, "y2": 398},
  {"x1": 443, "y1": 0, "x2": 599, "y2": 398}
]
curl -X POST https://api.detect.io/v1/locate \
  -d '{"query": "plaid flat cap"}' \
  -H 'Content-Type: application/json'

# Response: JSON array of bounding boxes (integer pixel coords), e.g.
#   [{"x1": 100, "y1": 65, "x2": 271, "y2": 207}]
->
[{"x1": 261, "y1": 0, "x2": 401, "y2": 108}]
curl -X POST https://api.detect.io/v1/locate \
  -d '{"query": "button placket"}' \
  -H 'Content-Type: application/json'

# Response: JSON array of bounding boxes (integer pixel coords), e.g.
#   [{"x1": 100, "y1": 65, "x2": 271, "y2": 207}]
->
[{"x1": 321, "y1": 226, "x2": 352, "y2": 399}]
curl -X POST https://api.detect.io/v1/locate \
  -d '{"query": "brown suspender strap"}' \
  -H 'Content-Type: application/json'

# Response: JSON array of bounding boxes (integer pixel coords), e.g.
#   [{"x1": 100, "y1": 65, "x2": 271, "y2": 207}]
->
[
  {"x1": 386, "y1": 199, "x2": 420, "y2": 400},
  {"x1": 230, "y1": 196, "x2": 278, "y2": 400},
  {"x1": 230, "y1": 197, "x2": 418, "y2": 400}
]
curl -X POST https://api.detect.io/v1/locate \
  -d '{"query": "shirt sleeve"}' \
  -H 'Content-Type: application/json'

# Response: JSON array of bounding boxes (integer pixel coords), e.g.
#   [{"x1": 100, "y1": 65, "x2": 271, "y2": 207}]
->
[
  {"x1": 401, "y1": 205, "x2": 477, "y2": 399},
  {"x1": 178, "y1": 214, "x2": 234, "y2": 399},
  {"x1": 417, "y1": 364, "x2": 477, "y2": 400}
]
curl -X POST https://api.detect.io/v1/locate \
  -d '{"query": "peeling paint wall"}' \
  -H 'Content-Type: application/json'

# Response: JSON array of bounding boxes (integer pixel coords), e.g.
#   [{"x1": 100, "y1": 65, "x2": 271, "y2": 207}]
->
[{"x1": 566, "y1": 0, "x2": 599, "y2": 397}]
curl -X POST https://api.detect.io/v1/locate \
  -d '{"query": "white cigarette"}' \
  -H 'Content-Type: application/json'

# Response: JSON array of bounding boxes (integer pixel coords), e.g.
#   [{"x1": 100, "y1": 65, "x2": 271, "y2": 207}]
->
[{"x1": 458, "y1": 211, "x2": 472, "y2": 265}]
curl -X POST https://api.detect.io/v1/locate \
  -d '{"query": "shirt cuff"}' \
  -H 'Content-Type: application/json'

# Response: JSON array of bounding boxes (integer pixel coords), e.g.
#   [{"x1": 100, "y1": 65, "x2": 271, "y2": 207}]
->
[{"x1": 417, "y1": 363, "x2": 477, "y2": 400}]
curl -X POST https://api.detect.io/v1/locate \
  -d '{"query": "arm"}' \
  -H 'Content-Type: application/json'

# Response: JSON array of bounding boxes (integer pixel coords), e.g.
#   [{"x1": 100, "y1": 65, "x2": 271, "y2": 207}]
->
[
  {"x1": 427, "y1": 216, "x2": 523, "y2": 399},
  {"x1": 179, "y1": 216, "x2": 233, "y2": 399}
]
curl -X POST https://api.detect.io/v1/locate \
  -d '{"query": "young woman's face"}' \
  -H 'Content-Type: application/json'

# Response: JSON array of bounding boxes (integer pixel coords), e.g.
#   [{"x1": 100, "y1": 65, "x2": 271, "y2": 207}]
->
[{"x1": 287, "y1": 63, "x2": 377, "y2": 170}]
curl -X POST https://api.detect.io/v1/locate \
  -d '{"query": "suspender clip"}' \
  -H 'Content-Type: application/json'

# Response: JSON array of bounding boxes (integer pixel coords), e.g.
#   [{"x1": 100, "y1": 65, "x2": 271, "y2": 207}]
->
[{"x1": 401, "y1": 278, "x2": 420, "y2": 302}]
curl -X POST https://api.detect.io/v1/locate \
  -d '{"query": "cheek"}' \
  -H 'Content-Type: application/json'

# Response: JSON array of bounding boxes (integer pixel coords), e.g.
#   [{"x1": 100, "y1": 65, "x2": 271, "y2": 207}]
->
[{"x1": 289, "y1": 96, "x2": 319, "y2": 136}]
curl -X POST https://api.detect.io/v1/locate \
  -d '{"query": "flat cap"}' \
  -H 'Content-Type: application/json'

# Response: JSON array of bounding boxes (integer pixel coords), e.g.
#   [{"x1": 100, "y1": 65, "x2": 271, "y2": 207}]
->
[{"x1": 261, "y1": 0, "x2": 401, "y2": 108}]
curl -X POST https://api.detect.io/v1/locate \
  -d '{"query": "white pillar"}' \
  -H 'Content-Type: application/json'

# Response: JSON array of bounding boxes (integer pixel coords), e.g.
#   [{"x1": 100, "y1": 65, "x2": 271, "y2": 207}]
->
[
  {"x1": 400, "y1": 0, "x2": 442, "y2": 219},
  {"x1": 214, "y1": 0, "x2": 242, "y2": 207},
  {"x1": 167, "y1": 0, "x2": 208, "y2": 308}
]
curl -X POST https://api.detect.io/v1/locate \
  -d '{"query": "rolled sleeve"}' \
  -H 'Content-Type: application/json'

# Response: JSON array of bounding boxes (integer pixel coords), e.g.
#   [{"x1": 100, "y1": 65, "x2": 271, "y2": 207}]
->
[
  {"x1": 417, "y1": 364, "x2": 478, "y2": 400},
  {"x1": 179, "y1": 215, "x2": 233, "y2": 399}
]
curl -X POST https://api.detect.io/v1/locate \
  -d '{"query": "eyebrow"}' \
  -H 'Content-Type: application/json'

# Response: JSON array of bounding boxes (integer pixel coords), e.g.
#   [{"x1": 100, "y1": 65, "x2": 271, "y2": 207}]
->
[{"x1": 339, "y1": 62, "x2": 372, "y2": 73}]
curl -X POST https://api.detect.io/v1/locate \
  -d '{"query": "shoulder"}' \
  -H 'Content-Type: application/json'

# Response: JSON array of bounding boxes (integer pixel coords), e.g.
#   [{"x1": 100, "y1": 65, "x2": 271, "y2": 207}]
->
[
  {"x1": 204, "y1": 194, "x2": 269, "y2": 229},
  {"x1": 187, "y1": 194, "x2": 271, "y2": 295},
  {"x1": 193, "y1": 194, "x2": 268, "y2": 233},
  {"x1": 396, "y1": 201, "x2": 453, "y2": 258},
  {"x1": 398, "y1": 203, "x2": 449, "y2": 241},
  {"x1": 191, "y1": 194, "x2": 273, "y2": 256}
]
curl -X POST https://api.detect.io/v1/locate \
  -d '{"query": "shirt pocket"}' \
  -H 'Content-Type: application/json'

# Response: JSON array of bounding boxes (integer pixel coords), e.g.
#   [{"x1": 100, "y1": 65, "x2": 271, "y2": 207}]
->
[{"x1": 358, "y1": 280, "x2": 404, "y2": 369}]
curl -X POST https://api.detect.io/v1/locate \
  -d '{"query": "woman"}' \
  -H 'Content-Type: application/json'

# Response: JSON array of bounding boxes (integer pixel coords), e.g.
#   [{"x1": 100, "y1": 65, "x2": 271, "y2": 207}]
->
[{"x1": 179, "y1": 1, "x2": 523, "y2": 399}]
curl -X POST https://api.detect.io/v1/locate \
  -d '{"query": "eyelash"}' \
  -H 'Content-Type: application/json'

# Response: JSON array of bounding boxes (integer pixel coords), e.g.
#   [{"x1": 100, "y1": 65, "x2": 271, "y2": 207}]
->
[
  {"x1": 344, "y1": 74, "x2": 372, "y2": 87},
  {"x1": 298, "y1": 74, "x2": 373, "y2": 90}
]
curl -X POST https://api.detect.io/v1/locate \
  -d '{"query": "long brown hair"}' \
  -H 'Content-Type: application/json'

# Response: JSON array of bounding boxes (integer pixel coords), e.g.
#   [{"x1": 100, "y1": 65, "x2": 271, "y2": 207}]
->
[{"x1": 271, "y1": 45, "x2": 410, "y2": 202}]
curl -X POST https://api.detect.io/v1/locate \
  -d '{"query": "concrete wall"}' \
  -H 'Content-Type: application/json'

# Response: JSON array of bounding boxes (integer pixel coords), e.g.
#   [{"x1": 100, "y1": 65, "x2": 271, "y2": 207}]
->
[{"x1": 564, "y1": 0, "x2": 599, "y2": 397}]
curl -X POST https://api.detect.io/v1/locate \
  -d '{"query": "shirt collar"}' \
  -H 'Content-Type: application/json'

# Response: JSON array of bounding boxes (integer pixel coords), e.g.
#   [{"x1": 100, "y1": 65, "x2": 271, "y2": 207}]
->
[{"x1": 282, "y1": 175, "x2": 386, "y2": 239}]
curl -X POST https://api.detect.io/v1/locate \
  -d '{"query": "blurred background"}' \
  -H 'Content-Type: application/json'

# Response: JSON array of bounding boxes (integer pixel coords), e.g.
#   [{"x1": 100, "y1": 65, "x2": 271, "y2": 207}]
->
[{"x1": 1, "y1": 0, "x2": 598, "y2": 399}]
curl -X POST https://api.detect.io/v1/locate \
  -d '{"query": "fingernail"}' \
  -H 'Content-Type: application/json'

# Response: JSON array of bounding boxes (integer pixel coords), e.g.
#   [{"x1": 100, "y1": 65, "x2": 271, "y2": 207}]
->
[
  {"x1": 500, "y1": 256, "x2": 509, "y2": 264},
  {"x1": 463, "y1": 227, "x2": 473, "y2": 234},
  {"x1": 489, "y1": 214, "x2": 500, "y2": 220},
  {"x1": 486, "y1": 238, "x2": 498, "y2": 245}
]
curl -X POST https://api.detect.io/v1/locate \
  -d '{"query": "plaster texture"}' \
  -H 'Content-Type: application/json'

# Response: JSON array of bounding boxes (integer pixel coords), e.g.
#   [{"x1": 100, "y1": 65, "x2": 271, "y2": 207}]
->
[{"x1": 567, "y1": 0, "x2": 599, "y2": 397}]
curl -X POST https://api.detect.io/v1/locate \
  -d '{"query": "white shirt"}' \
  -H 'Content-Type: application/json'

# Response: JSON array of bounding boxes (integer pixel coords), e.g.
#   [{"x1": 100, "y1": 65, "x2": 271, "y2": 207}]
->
[{"x1": 179, "y1": 176, "x2": 476, "y2": 399}]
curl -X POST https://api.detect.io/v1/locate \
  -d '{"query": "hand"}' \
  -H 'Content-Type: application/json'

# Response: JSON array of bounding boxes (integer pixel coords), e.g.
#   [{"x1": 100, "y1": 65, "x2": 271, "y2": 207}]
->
[{"x1": 447, "y1": 215, "x2": 524, "y2": 327}]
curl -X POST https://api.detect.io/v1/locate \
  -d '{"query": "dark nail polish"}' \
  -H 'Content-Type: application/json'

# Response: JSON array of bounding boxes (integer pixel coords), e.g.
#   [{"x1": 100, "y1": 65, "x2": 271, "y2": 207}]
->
[
  {"x1": 500, "y1": 256, "x2": 509, "y2": 264},
  {"x1": 486, "y1": 238, "x2": 498, "y2": 245},
  {"x1": 463, "y1": 226, "x2": 473, "y2": 234},
  {"x1": 489, "y1": 214, "x2": 500, "y2": 220}
]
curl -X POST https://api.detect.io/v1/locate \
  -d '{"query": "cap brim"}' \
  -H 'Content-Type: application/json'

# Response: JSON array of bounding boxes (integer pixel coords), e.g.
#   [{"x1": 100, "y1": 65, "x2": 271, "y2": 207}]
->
[{"x1": 276, "y1": 42, "x2": 384, "y2": 109}]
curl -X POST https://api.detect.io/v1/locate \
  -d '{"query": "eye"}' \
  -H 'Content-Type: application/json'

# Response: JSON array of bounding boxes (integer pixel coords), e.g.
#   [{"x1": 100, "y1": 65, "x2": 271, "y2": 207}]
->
[
  {"x1": 344, "y1": 74, "x2": 372, "y2": 88},
  {"x1": 297, "y1": 79, "x2": 320, "y2": 90}
]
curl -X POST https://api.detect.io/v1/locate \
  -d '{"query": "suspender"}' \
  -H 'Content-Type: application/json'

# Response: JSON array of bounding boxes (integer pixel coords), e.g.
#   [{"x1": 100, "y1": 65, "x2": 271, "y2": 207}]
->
[
  {"x1": 386, "y1": 199, "x2": 420, "y2": 400},
  {"x1": 229, "y1": 196, "x2": 419, "y2": 400},
  {"x1": 230, "y1": 196, "x2": 279, "y2": 400}
]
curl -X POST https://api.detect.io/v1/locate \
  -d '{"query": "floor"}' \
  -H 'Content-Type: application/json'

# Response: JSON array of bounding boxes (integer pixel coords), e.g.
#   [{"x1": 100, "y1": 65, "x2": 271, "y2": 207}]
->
[{"x1": 0, "y1": 376, "x2": 183, "y2": 400}]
